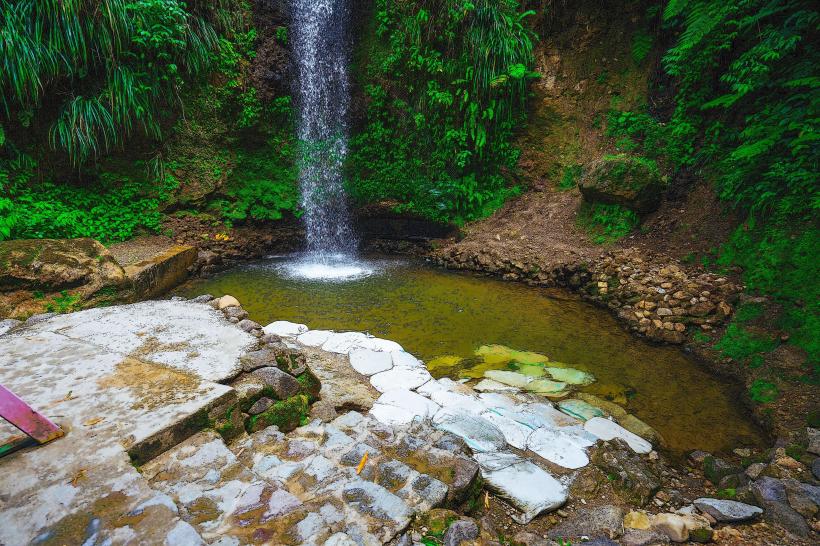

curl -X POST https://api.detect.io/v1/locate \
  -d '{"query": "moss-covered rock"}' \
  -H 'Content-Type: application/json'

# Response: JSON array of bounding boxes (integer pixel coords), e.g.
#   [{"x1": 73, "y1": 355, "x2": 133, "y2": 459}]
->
[
  {"x1": 0, "y1": 238, "x2": 132, "y2": 319},
  {"x1": 296, "y1": 369, "x2": 322, "y2": 402},
  {"x1": 579, "y1": 154, "x2": 666, "y2": 213},
  {"x1": 246, "y1": 394, "x2": 309, "y2": 433}
]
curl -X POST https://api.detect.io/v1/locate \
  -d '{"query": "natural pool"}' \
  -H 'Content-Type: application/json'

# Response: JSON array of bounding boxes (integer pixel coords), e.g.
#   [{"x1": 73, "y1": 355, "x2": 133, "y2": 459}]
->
[{"x1": 178, "y1": 255, "x2": 765, "y2": 454}]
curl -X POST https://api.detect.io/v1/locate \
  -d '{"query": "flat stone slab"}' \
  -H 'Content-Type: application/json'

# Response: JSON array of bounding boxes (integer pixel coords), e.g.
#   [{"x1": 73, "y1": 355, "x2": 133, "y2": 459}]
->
[
  {"x1": 585, "y1": 417, "x2": 653, "y2": 454},
  {"x1": 18, "y1": 300, "x2": 255, "y2": 382},
  {"x1": 693, "y1": 498, "x2": 763, "y2": 522},
  {"x1": 0, "y1": 300, "x2": 248, "y2": 545},
  {"x1": 370, "y1": 366, "x2": 432, "y2": 393},
  {"x1": 349, "y1": 348, "x2": 394, "y2": 376},
  {"x1": 474, "y1": 452, "x2": 568, "y2": 524}
]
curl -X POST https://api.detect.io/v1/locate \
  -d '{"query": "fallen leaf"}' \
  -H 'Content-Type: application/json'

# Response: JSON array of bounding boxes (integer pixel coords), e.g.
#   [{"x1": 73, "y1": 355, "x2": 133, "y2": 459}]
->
[
  {"x1": 69, "y1": 468, "x2": 87, "y2": 486},
  {"x1": 484, "y1": 491, "x2": 490, "y2": 509},
  {"x1": 83, "y1": 417, "x2": 104, "y2": 427},
  {"x1": 356, "y1": 452, "x2": 368, "y2": 475}
]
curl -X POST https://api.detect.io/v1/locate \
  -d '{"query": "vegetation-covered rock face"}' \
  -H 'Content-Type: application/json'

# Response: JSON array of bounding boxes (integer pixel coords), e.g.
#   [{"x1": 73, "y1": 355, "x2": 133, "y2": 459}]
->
[
  {"x1": 579, "y1": 155, "x2": 666, "y2": 214},
  {"x1": 0, "y1": 238, "x2": 131, "y2": 318}
]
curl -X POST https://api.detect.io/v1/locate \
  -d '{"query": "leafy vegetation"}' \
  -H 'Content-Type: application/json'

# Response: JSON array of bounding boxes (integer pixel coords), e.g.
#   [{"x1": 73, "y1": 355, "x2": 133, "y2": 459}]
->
[
  {"x1": 0, "y1": 0, "x2": 218, "y2": 165},
  {"x1": 0, "y1": 0, "x2": 299, "y2": 241},
  {"x1": 348, "y1": 0, "x2": 537, "y2": 223},
  {"x1": 606, "y1": 0, "x2": 819, "y2": 368},
  {"x1": 577, "y1": 202, "x2": 639, "y2": 244}
]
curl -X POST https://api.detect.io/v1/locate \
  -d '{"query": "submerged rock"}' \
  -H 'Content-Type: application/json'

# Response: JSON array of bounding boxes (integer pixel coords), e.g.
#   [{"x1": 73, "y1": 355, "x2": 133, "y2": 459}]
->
[
  {"x1": 544, "y1": 367, "x2": 595, "y2": 386},
  {"x1": 484, "y1": 369, "x2": 532, "y2": 388},
  {"x1": 473, "y1": 452, "x2": 567, "y2": 524},
  {"x1": 524, "y1": 378, "x2": 568, "y2": 396},
  {"x1": 475, "y1": 344, "x2": 549, "y2": 365},
  {"x1": 559, "y1": 399, "x2": 606, "y2": 421},
  {"x1": 473, "y1": 378, "x2": 519, "y2": 393}
]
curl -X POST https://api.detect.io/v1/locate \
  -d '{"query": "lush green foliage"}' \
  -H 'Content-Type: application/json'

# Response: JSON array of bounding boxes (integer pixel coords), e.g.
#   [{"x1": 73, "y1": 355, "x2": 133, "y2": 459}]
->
[
  {"x1": 0, "y1": 0, "x2": 218, "y2": 165},
  {"x1": 577, "y1": 202, "x2": 639, "y2": 244},
  {"x1": 1, "y1": 159, "x2": 177, "y2": 242},
  {"x1": 608, "y1": 0, "x2": 819, "y2": 366},
  {"x1": 0, "y1": 0, "x2": 299, "y2": 240},
  {"x1": 168, "y1": 19, "x2": 300, "y2": 225},
  {"x1": 348, "y1": 0, "x2": 537, "y2": 223}
]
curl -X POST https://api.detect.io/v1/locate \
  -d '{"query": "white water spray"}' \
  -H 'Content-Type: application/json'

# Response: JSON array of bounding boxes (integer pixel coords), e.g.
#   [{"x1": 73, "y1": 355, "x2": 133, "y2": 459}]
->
[{"x1": 292, "y1": 0, "x2": 357, "y2": 263}]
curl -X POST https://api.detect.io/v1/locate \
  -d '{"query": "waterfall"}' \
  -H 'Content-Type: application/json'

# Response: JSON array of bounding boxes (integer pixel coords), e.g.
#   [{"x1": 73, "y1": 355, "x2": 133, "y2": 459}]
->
[{"x1": 292, "y1": 0, "x2": 356, "y2": 258}]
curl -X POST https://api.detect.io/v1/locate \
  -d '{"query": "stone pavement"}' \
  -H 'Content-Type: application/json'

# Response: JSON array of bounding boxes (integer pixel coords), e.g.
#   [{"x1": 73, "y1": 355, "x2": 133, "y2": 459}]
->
[{"x1": 0, "y1": 299, "x2": 659, "y2": 545}]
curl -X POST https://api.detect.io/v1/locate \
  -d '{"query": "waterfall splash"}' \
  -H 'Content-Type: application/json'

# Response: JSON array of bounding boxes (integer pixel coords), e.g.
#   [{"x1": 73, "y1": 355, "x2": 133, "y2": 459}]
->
[{"x1": 286, "y1": 0, "x2": 371, "y2": 280}]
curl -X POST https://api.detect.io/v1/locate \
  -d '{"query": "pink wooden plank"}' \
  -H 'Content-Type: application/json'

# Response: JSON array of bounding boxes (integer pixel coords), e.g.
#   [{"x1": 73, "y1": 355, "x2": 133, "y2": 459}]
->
[{"x1": 0, "y1": 383, "x2": 64, "y2": 444}]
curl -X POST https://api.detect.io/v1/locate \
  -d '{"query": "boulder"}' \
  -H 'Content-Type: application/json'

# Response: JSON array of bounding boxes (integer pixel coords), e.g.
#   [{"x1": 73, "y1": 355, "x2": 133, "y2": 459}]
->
[
  {"x1": 591, "y1": 440, "x2": 661, "y2": 506},
  {"x1": 252, "y1": 367, "x2": 301, "y2": 400},
  {"x1": 546, "y1": 505, "x2": 626, "y2": 541},
  {"x1": 0, "y1": 238, "x2": 130, "y2": 318},
  {"x1": 217, "y1": 294, "x2": 240, "y2": 309},
  {"x1": 580, "y1": 154, "x2": 666, "y2": 213}
]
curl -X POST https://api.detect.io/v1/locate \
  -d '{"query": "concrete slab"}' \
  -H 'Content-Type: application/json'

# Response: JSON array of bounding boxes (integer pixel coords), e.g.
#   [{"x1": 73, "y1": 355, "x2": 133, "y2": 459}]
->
[
  {"x1": 21, "y1": 300, "x2": 255, "y2": 382},
  {"x1": 0, "y1": 302, "x2": 244, "y2": 545}
]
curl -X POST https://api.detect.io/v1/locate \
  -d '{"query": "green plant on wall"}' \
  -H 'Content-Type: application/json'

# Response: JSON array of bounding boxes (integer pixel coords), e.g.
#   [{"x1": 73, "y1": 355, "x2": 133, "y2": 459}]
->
[
  {"x1": 604, "y1": 0, "x2": 819, "y2": 372},
  {"x1": 349, "y1": 0, "x2": 537, "y2": 224},
  {"x1": 0, "y1": 0, "x2": 220, "y2": 166}
]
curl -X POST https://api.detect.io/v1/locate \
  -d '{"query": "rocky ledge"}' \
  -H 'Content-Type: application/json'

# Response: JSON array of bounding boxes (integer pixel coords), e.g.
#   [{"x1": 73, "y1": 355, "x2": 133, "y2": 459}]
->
[
  {"x1": 434, "y1": 247, "x2": 741, "y2": 346},
  {"x1": 1, "y1": 297, "x2": 817, "y2": 545}
]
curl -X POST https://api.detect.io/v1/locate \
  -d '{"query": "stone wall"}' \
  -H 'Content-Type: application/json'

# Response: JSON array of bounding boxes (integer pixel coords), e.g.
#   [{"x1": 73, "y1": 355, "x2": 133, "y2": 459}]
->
[{"x1": 433, "y1": 246, "x2": 741, "y2": 345}]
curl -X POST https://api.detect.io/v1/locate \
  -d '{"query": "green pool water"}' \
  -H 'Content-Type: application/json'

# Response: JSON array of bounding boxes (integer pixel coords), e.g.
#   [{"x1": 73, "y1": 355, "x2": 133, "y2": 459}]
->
[{"x1": 177, "y1": 255, "x2": 765, "y2": 454}]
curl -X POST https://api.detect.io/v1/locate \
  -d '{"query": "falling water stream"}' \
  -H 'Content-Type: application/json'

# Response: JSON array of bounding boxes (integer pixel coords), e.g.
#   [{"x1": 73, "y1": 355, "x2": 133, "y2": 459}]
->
[{"x1": 288, "y1": 0, "x2": 372, "y2": 280}]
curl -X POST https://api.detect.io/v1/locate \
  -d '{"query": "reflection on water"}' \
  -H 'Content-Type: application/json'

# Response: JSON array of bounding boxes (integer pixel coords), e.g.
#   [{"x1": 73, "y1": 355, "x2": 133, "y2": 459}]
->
[{"x1": 178, "y1": 255, "x2": 765, "y2": 454}]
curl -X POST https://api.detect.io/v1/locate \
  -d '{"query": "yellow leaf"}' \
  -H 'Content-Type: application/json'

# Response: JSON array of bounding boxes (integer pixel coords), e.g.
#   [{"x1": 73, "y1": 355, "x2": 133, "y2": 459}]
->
[
  {"x1": 69, "y1": 468, "x2": 87, "y2": 486},
  {"x1": 83, "y1": 417, "x2": 104, "y2": 427},
  {"x1": 356, "y1": 452, "x2": 368, "y2": 475}
]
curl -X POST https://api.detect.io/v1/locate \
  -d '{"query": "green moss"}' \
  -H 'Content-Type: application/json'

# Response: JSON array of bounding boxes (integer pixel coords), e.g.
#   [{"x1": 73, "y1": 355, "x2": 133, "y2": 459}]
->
[
  {"x1": 296, "y1": 370, "x2": 321, "y2": 402},
  {"x1": 245, "y1": 394, "x2": 309, "y2": 433}
]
